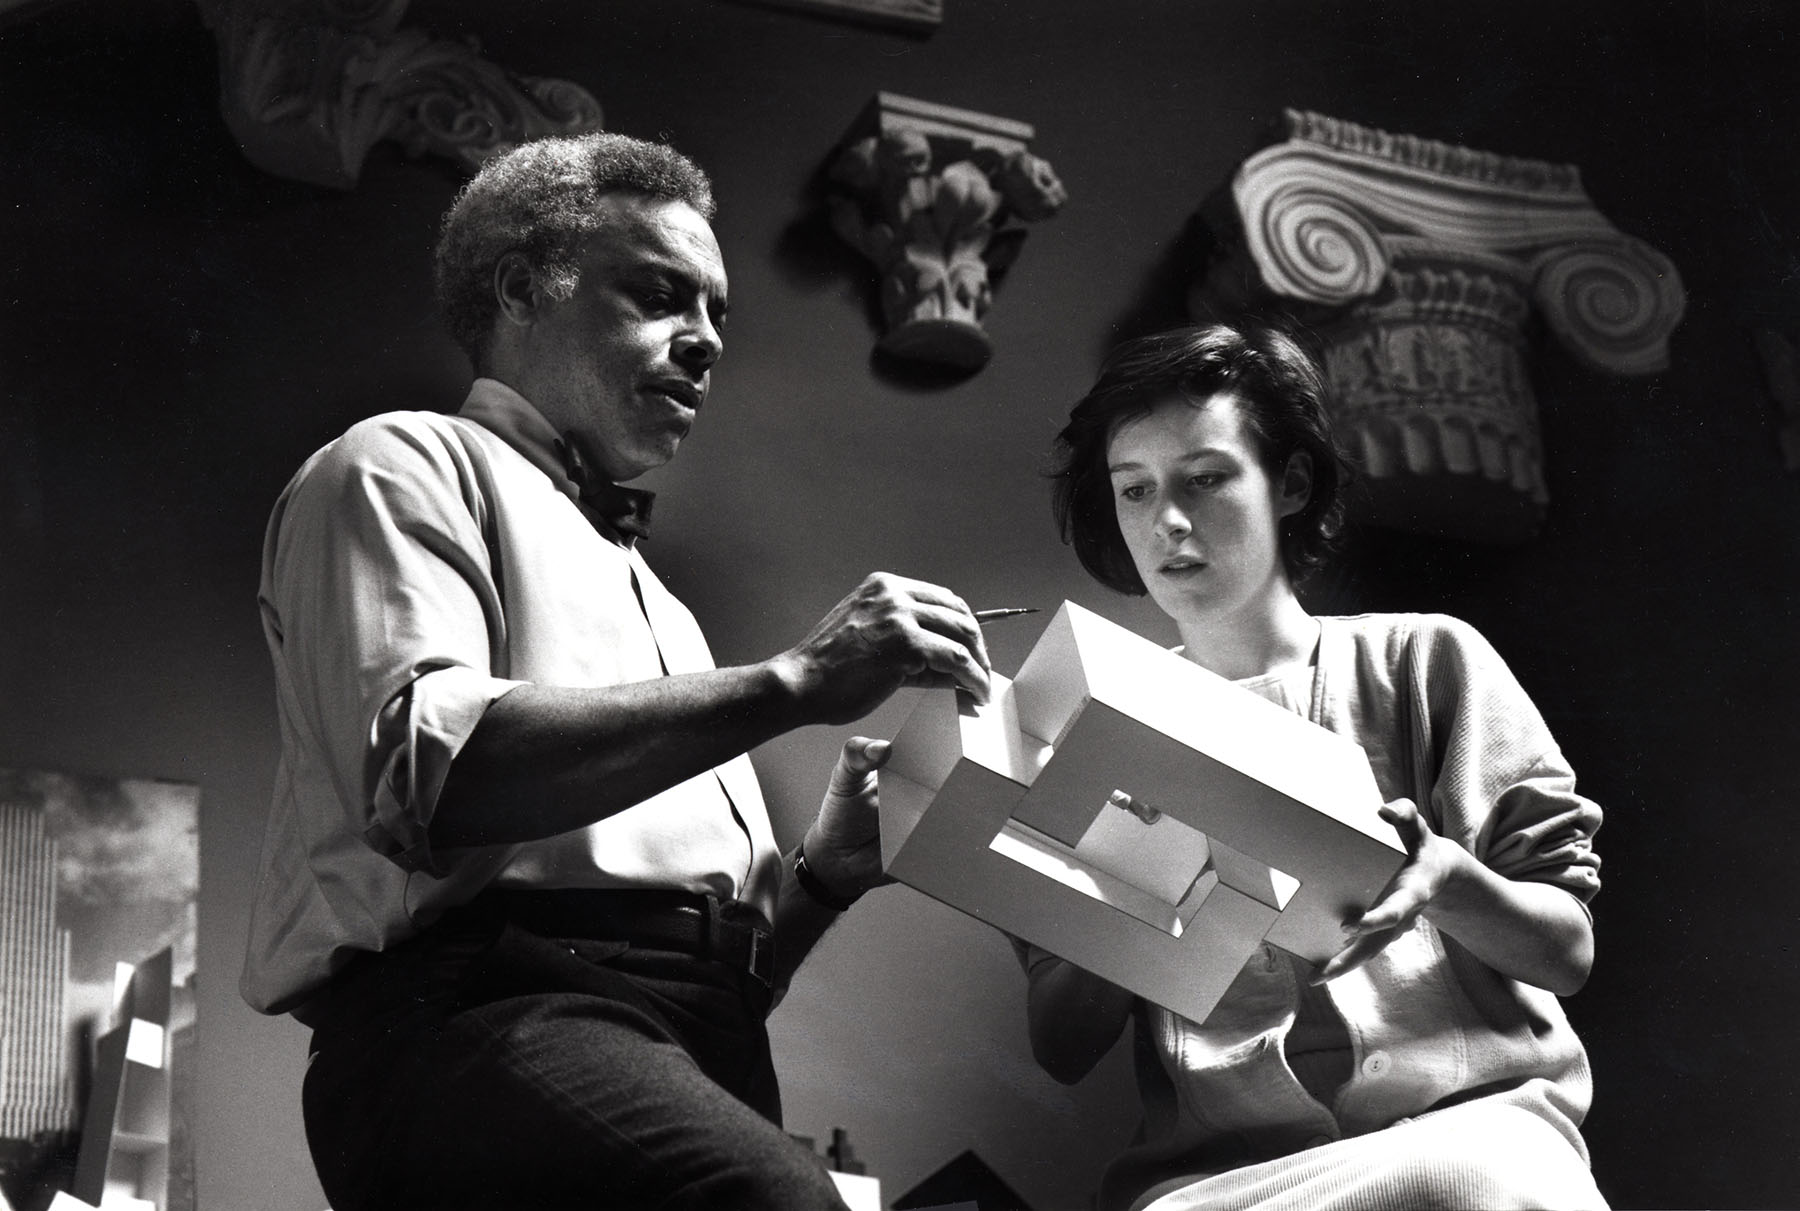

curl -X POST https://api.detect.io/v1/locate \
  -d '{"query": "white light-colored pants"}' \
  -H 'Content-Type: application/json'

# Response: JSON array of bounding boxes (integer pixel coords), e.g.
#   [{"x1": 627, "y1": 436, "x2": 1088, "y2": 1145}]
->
[{"x1": 1134, "y1": 1097, "x2": 1609, "y2": 1211}]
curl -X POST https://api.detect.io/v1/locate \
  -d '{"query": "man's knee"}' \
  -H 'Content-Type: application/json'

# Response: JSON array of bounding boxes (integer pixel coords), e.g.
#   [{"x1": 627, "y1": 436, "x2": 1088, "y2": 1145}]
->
[{"x1": 658, "y1": 1131, "x2": 848, "y2": 1211}]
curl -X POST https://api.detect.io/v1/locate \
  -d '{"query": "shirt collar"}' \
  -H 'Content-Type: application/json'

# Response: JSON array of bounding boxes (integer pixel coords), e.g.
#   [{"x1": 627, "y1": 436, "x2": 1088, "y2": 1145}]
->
[
  {"x1": 458, "y1": 377, "x2": 655, "y2": 547},
  {"x1": 457, "y1": 378, "x2": 576, "y2": 495}
]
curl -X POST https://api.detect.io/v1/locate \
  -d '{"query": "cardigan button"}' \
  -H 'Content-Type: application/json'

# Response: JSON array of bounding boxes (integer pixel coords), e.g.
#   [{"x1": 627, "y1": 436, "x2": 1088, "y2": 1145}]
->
[{"x1": 1361, "y1": 1050, "x2": 1391, "y2": 1077}]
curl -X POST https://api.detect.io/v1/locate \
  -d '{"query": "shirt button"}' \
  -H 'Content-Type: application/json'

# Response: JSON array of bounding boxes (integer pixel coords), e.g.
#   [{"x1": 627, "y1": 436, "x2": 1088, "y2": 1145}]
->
[{"x1": 1361, "y1": 1050, "x2": 1391, "y2": 1077}]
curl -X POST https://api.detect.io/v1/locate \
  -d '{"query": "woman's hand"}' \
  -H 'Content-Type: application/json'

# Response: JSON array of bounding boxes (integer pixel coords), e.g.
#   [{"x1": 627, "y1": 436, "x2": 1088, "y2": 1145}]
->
[
  {"x1": 1315, "y1": 797, "x2": 1595, "y2": 995},
  {"x1": 1315, "y1": 798, "x2": 1457, "y2": 983}
]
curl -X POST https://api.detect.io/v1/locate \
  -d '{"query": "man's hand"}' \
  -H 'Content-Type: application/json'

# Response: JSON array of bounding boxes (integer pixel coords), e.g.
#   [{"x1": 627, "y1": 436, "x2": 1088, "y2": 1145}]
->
[
  {"x1": 799, "y1": 736, "x2": 893, "y2": 902},
  {"x1": 771, "y1": 736, "x2": 897, "y2": 993},
  {"x1": 772, "y1": 573, "x2": 992, "y2": 726},
  {"x1": 1314, "y1": 798, "x2": 1460, "y2": 984}
]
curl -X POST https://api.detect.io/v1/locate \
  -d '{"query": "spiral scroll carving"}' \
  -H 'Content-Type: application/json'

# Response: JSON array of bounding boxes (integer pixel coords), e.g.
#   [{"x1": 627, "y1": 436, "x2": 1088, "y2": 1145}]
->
[
  {"x1": 1531, "y1": 239, "x2": 1686, "y2": 375},
  {"x1": 1240, "y1": 180, "x2": 1387, "y2": 305},
  {"x1": 1203, "y1": 109, "x2": 1689, "y2": 542}
]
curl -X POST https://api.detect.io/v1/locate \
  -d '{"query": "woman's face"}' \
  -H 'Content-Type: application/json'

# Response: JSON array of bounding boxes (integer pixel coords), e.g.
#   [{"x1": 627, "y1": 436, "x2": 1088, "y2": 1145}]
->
[{"x1": 1106, "y1": 392, "x2": 1309, "y2": 632}]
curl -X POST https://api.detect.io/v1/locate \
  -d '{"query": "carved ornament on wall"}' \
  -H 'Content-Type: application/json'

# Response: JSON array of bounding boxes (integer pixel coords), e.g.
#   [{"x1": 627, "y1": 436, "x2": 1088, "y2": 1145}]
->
[
  {"x1": 719, "y1": 0, "x2": 942, "y2": 33},
  {"x1": 1750, "y1": 328, "x2": 1800, "y2": 472},
  {"x1": 195, "y1": 0, "x2": 605, "y2": 189},
  {"x1": 1194, "y1": 109, "x2": 1687, "y2": 543},
  {"x1": 826, "y1": 92, "x2": 1067, "y2": 373}
]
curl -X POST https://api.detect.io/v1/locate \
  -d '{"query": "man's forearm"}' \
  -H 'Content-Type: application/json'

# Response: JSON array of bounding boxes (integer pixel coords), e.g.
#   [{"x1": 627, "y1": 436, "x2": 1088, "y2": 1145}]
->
[
  {"x1": 768, "y1": 846, "x2": 855, "y2": 1000},
  {"x1": 431, "y1": 661, "x2": 807, "y2": 848},
  {"x1": 428, "y1": 572, "x2": 993, "y2": 851}
]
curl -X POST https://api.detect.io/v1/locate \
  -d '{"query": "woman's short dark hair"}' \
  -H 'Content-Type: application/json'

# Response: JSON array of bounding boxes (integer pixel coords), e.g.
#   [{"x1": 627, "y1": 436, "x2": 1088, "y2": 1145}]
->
[
  {"x1": 1051, "y1": 323, "x2": 1346, "y2": 595},
  {"x1": 434, "y1": 132, "x2": 716, "y2": 364}
]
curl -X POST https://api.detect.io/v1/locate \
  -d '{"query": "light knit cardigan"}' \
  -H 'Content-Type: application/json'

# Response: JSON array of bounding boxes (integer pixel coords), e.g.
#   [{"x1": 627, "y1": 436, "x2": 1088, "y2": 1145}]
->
[{"x1": 1085, "y1": 613, "x2": 1605, "y2": 1211}]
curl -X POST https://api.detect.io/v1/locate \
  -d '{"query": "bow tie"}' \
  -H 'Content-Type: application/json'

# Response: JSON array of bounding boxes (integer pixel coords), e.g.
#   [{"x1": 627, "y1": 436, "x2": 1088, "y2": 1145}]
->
[{"x1": 556, "y1": 437, "x2": 655, "y2": 542}]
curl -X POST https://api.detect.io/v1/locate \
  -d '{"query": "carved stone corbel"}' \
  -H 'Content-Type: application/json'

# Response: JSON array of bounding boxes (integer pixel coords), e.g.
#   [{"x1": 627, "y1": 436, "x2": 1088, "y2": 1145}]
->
[
  {"x1": 826, "y1": 92, "x2": 1067, "y2": 373},
  {"x1": 1194, "y1": 109, "x2": 1687, "y2": 542},
  {"x1": 721, "y1": 0, "x2": 943, "y2": 32},
  {"x1": 195, "y1": 0, "x2": 604, "y2": 189},
  {"x1": 1750, "y1": 328, "x2": 1800, "y2": 472}
]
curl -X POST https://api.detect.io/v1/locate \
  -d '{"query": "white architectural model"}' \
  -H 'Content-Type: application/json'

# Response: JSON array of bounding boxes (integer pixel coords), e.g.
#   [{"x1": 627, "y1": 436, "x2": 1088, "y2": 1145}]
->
[{"x1": 881, "y1": 602, "x2": 1405, "y2": 1023}]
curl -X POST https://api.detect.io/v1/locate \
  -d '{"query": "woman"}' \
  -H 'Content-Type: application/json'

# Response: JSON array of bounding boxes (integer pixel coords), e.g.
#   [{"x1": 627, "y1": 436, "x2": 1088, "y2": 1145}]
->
[{"x1": 1027, "y1": 324, "x2": 1607, "y2": 1211}]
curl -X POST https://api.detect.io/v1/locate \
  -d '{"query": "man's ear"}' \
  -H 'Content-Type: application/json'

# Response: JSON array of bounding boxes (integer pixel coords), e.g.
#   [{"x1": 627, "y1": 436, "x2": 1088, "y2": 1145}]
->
[
  {"x1": 493, "y1": 252, "x2": 542, "y2": 327},
  {"x1": 1278, "y1": 450, "x2": 1314, "y2": 518}
]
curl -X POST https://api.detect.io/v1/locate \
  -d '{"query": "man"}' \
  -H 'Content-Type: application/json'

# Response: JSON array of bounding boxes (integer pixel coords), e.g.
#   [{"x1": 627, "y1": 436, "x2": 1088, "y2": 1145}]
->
[{"x1": 241, "y1": 132, "x2": 992, "y2": 1210}]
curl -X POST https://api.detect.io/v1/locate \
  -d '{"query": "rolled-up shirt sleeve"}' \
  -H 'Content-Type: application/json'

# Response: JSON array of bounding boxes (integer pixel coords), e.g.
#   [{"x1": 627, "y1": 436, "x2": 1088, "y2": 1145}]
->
[
  {"x1": 1481, "y1": 767, "x2": 1603, "y2": 900},
  {"x1": 1419, "y1": 619, "x2": 1603, "y2": 903},
  {"x1": 263, "y1": 416, "x2": 524, "y2": 877},
  {"x1": 365, "y1": 665, "x2": 518, "y2": 872}
]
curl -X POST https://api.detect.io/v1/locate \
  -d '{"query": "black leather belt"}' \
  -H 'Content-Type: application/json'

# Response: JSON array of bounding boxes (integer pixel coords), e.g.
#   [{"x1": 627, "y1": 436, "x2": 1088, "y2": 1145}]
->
[{"x1": 480, "y1": 887, "x2": 776, "y2": 990}]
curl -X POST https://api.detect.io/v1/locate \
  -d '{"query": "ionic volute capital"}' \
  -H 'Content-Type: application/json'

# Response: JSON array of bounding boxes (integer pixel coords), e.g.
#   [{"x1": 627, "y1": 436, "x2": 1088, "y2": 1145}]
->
[
  {"x1": 1193, "y1": 111, "x2": 1687, "y2": 544},
  {"x1": 1228, "y1": 108, "x2": 1686, "y2": 375}
]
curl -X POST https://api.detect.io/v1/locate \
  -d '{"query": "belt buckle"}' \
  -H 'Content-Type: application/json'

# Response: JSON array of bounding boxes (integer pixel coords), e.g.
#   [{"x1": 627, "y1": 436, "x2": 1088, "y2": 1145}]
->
[{"x1": 746, "y1": 926, "x2": 774, "y2": 990}]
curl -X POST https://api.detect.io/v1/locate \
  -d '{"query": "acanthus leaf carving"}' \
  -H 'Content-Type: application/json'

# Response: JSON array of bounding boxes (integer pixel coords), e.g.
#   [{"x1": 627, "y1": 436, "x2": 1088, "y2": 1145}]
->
[
  {"x1": 197, "y1": 0, "x2": 604, "y2": 189},
  {"x1": 825, "y1": 92, "x2": 1066, "y2": 374}
]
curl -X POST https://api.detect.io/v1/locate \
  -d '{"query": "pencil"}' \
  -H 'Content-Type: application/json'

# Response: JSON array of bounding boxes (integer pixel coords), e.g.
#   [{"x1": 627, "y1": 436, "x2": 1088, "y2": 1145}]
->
[{"x1": 973, "y1": 607, "x2": 1040, "y2": 624}]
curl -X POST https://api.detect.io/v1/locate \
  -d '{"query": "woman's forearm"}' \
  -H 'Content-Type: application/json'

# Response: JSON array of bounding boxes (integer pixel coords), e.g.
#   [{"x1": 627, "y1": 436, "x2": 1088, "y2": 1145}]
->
[{"x1": 1424, "y1": 848, "x2": 1595, "y2": 995}]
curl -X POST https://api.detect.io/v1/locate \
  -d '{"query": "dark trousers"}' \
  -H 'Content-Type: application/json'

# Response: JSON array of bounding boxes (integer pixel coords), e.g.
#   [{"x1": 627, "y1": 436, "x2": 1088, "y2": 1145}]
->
[{"x1": 299, "y1": 896, "x2": 849, "y2": 1211}]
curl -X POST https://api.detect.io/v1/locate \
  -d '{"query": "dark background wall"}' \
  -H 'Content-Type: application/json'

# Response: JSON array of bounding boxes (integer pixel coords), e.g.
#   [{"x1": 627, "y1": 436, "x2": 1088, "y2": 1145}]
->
[{"x1": 2, "y1": 2, "x2": 1796, "y2": 1208}]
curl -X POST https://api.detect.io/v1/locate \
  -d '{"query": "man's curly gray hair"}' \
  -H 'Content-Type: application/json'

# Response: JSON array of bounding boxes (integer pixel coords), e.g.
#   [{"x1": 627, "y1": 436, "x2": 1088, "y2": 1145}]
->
[{"x1": 434, "y1": 133, "x2": 716, "y2": 363}]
